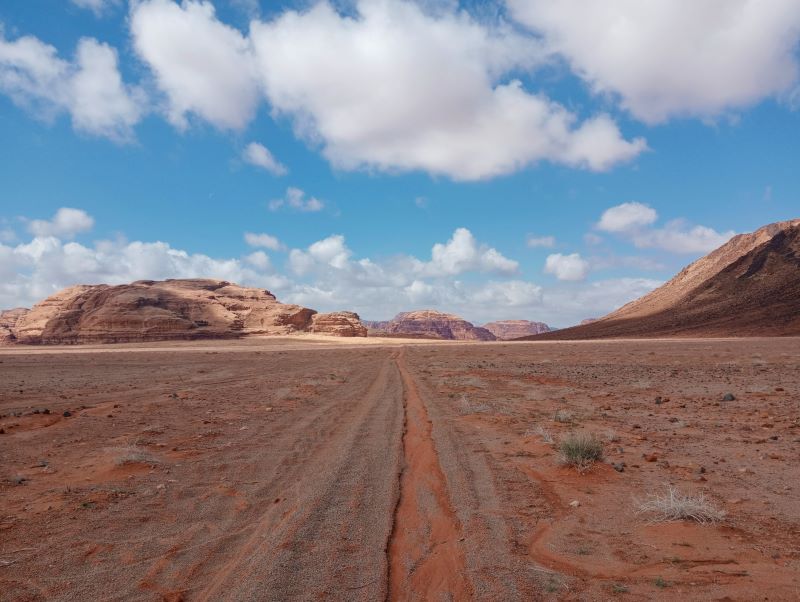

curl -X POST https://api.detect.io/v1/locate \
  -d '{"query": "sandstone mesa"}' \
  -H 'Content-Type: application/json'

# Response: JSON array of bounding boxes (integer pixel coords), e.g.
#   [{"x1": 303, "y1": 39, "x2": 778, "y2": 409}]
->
[
  {"x1": 482, "y1": 320, "x2": 551, "y2": 340},
  {"x1": 2, "y1": 279, "x2": 366, "y2": 345},
  {"x1": 364, "y1": 310, "x2": 496, "y2": 341}
]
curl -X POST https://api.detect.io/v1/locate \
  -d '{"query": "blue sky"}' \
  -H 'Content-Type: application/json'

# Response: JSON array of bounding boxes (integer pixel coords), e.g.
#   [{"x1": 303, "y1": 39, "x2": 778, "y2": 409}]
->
[{"x1": 1, "y1": 0, "x2": 798, "y2": 326}]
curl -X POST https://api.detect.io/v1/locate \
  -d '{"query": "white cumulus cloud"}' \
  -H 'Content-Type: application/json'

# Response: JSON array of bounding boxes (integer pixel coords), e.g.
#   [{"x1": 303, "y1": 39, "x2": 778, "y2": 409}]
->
[
  {"x1": 597, "y1": 201, "x2": 658, "y2": 233},
  {"x1": 242, "y1": 142, "x2": 287, "y2": 176},
  {"x1": 425, "y1": 228, "x2": 518, "y2": 276},
  {"x1": 508, "y1": 0, "x2": 800, "y2": 123},
  {"x1": 248, "y1": 0, "x2": 645, "y2": 180},
  {"x1": 269, "y1": 187, "x2": 324, "y2": 212},
  {"x1": 244, "y1": 232, "x2": 284, "y2": 251},
  {"x1": 0, "y1": 33, "x2": 144, "y2": 141},
  {"x1": 27, "y1": 208, "x2": 95, "y2": 239},
  {"x1": 130, "y1": 0, "x2": 259, "y2": 130},
  {"x1": 596, "y1": 202, "x2": 735, "y2": 254},
  {"x1": 544, "y1": 252, "x2": 589, "y2": 281},
  {"x1": 632, "y1": 221, "x2": 736, "y2": 254}
]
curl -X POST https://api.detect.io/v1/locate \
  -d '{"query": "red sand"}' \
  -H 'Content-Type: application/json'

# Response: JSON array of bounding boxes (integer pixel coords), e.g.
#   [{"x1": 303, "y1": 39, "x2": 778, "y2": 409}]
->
[{"x1": 1, "y1": 337, "x2": 799, "y2": 600}]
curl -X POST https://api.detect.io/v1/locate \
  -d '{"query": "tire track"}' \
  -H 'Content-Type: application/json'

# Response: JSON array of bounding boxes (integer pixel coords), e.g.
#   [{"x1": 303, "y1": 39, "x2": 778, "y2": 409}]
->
[
  {"x1": 388, "y1": 349, "x2": 472, "y2": 601},
  {"x1": 186, "y1": 352, "x2": 403, "y2": 601}
]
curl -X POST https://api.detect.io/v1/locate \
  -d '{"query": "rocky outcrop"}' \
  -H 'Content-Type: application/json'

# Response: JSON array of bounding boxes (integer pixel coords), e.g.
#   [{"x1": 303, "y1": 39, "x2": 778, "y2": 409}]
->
[
  {"x1": 529, "y1": 219, "x2": 800, "y2": 339},
  {"x1": 8, "y1": 279, "x2": 367, "y2": 344},
  {"x1": 362, "y1": 320, "x2": 391, "y2": 332},
  {"x1": 482, "y1": 320, "x2": 551, "y2": 340},
  {"x1": 367, "y1": 310, "x2": 496, "y2": 341},
  {"x1": 0, "y1": 308, "x2": 29, "y2": 344},
  {"x1": 310, "y1": 312, "x2": 368, "y2": 337}
]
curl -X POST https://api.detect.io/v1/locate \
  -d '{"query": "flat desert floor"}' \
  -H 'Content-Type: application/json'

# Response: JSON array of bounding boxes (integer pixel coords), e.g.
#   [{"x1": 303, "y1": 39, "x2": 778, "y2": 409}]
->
[{"x1": 1, "y1": 338, "x2": 798, "y2": 601}]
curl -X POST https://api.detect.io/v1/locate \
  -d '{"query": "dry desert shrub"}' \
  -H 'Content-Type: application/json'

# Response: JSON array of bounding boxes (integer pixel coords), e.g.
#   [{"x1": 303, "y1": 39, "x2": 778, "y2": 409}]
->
[
  {"x1": 526, "y1": 425, "x2": 555, "y2": 445},
  {"x1": 114, "y1": 446, "x2": 159, "y2": 466},
  {"x1": 636, "y1": 486, "x2": 726, "y2": 524},
  {"x1": 553, "y1": 409, "x2": 574, "y2": 424},
  {"x1": 531, "y1": 426, "x2": 555, "y2": 445},
  {"x1": 558, "y1": 432, "x2": 603, "y2": 472}
]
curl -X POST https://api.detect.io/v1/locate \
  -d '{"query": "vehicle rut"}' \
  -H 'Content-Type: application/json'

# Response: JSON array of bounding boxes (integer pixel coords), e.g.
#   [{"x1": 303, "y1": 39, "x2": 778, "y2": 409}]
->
[{"x1": 387, "y1": 349, "x2": 472, "y2": 601}]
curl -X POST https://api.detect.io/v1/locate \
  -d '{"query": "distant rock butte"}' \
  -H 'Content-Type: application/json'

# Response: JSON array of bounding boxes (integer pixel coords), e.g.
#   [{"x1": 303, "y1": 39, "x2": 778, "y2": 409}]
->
[
  {"x1": 309, "y1": 311, "x2": 368, "y2": 337},
  {"x1": 365, "y1": 310, "x2": 496, "y2": 341},
  {"x1": 482, "y1": 320, "x2": 551, "y2": 340},
  {"x1": 529, "y1": 219, "x2": 800, "y2": 340},
  {"x1": 5, "y1": 279, "x2": 366, "y2": 344}
]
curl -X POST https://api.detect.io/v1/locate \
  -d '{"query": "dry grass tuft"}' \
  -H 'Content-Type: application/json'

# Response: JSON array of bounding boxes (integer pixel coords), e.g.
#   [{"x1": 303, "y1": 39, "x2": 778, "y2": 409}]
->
[
  {"x1": 558, "y1": 432, "x2": 603, "y2": 472},
  {"x1": 636, "y1": 486, "x2": 726, "y2": 524},
  {"x1": 114, "y1": 446, "x2": 159, "y2": 466},
  {"x1": 553, "y1": 409, "x2": 574, "y2": 424},
  {"x1": 526, "y1": 425, "x2": 555, "y2": 445}
]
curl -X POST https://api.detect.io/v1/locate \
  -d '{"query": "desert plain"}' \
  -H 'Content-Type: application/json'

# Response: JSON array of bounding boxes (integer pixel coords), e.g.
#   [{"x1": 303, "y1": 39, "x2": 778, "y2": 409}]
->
[{"x1": 1, "y1": 337, "x2": 799, "y2": 601}]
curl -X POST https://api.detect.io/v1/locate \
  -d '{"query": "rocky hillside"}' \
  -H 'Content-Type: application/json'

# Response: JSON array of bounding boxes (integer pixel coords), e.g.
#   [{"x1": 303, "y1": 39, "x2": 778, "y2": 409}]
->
[
  {"x1": 4, "y1": 279, "x2": 366, "y2": 344},
  {"x1": 529, "y1": 219, "x2": 800, "y2": 339},
  {"x1": 365, "y1": 310, "x2": 496, "y2": 341},
  {"x1": 482, "y1": 320, "x2": 551, "y2": 340},
  {"x1": 0, "y1": 308, "x2": 29, "y2": 344}
]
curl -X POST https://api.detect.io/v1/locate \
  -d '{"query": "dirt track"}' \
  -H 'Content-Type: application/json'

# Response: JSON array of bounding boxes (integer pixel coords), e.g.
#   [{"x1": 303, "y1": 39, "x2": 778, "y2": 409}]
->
[{"x1": 1, "y1": 339, "x2": 799, "y2": 600}]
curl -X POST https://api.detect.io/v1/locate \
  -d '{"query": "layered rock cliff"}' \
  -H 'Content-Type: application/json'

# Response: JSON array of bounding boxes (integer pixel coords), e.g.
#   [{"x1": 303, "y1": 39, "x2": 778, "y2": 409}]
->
[
  {"x1": 310, "y1": 311, "x2": 368, "y2": 337},
  {"x1": 482, "y1": 320, "x2": 551, "y2": 340},
  {"x1": 366, "y1": 310, "x2": 496, "y2": 341},
  {"x1": 0, "y1": 308, "x2": 29, "y2": 344},
  {"x1": 5, "y1": 279, "x2": 367, "y2": 344}
]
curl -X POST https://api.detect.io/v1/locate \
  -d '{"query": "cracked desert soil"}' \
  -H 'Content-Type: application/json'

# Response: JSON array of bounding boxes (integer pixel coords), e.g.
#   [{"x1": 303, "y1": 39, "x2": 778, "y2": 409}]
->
[{"x1": 1, "y1": 337, "x2": 799, "y2": 600}]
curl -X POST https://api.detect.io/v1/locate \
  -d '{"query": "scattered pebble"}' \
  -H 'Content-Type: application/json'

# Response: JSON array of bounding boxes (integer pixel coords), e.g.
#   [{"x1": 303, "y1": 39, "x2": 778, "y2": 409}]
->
[
  {"x1": 722, "y1": 393, "x2": 736, "y2": 401},
  {"x1": 612, "y1": 462, "x2": 625, "y2": 472},
  {"x1": 63, "y1": 411, "x2": 72, "y2": 417},
  {"x1": 569, "y1": 500, "x2": 580, "y2": 508}
]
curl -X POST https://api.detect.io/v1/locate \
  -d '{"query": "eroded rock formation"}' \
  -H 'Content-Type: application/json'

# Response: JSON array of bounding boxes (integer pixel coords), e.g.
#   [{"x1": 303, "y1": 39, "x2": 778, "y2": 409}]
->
[
  {"x1": 366, "y1": 310, "x2": 495, "y2": 341},
  {"x1": 310, "y1": 311, "x2": 368, "y2": 337},
  {"x1": 0, "y1": 308, "x2": 29, "y2": 344},
  {"x1": 6, "y1": 279, "x2": 367, "y2": 344},
  {"x1": 482, "y1": 320, "x2": 551, "y2": 340}
]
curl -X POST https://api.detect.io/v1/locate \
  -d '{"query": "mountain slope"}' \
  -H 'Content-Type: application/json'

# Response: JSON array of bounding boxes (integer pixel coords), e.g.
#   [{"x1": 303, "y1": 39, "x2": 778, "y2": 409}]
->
[{"x1": 529, "y1": 220, "x2": 800, "y2": 339}]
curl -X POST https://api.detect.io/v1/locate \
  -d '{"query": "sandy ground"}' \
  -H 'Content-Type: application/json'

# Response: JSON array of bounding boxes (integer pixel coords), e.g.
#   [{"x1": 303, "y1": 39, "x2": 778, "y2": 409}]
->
[{"x1": 1, "y1": 338, "x2": 798, "y2": 600}]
